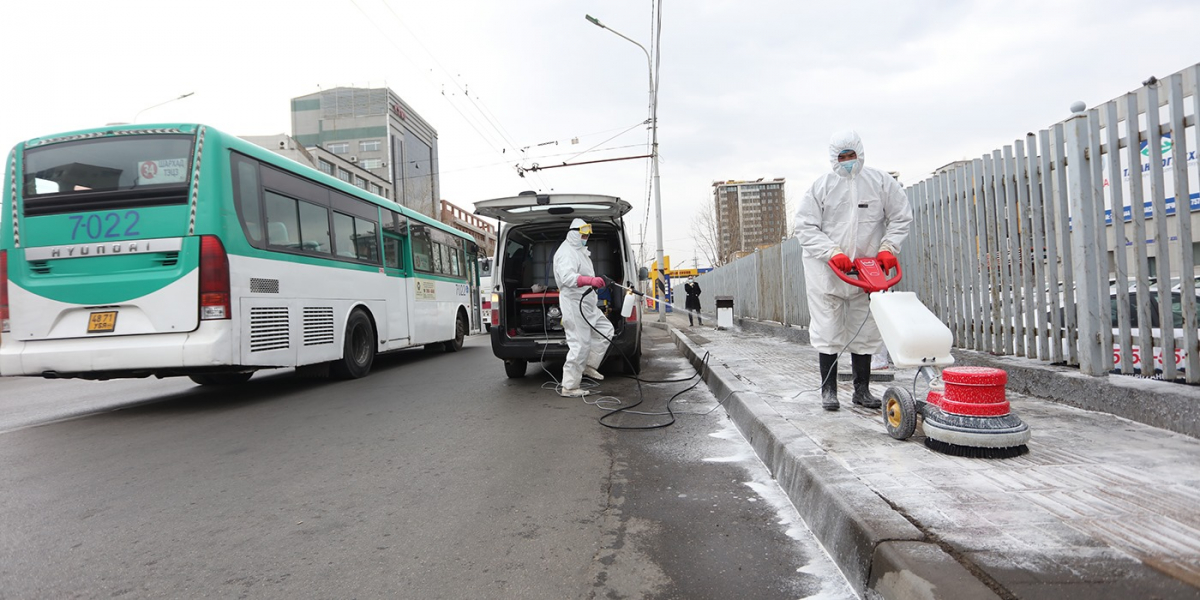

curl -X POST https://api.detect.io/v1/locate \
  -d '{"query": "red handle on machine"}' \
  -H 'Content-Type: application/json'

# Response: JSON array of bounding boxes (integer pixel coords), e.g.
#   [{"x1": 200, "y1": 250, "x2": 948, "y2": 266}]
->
[{"x1": 829, "y1": 256, "x2": 903, "y2": 293}]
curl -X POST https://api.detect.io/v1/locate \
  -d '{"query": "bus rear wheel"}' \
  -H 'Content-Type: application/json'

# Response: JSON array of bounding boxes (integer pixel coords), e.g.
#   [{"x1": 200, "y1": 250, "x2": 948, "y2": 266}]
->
[
  {"x1": 444, "y1": 312, "x2": 467, "y2": 352},
  {"x1": 189, "y1": 371, "x2": 254, "y2": 386},
  {"x1": 332, "y1": 309, "x2": 375, "y2": 379}
]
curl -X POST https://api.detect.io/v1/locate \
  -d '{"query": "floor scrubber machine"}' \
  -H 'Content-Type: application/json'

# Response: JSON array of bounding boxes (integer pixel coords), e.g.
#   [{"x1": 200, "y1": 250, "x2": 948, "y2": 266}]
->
[{"x1": 832, "y1": 257, "x2": 1032, "y2": 458}]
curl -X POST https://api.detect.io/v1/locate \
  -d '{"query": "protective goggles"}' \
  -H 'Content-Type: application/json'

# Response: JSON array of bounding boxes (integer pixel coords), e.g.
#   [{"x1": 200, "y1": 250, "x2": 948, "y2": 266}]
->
[{"x1": 576, "y1": 224, "x2": 593, "y2": 235}]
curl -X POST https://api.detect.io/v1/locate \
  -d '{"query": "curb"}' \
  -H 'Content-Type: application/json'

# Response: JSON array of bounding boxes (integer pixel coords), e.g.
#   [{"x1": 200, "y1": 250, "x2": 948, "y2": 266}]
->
[{"x1": 668, "y1": 326, "x2": 1001, "y2": 599}]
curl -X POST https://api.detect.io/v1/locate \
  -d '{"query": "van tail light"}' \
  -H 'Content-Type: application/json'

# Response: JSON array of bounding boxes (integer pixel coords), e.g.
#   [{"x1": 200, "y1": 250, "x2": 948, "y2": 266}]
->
[
  {"x1": 490, "y1": 293, "x2": 499, "y2": 326},
  {"x1": 626, "y1": 301, "x2": 638, "y2": 323},
  {"x1": 199, "y1": 236, "x2": 231, "y2": 320},
  {"x1": 0, "y1": 250, "x2": 9, "y2": 333}
]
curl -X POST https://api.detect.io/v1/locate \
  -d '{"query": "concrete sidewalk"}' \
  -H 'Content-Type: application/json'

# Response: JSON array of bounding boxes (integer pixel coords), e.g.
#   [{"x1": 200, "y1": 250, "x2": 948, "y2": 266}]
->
[{"x1": 652, "y1": 310, "x2": 1200, "y2": 599}]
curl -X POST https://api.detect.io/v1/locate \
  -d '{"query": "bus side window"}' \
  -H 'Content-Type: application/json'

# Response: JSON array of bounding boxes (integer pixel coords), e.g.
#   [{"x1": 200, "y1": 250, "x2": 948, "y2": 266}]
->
[
  {"x1": 234, "y1": 158, "x2": 263, "y2": 243},
  {"x1": 354, "y1": 216, "x2": 378, "y2": 263},
  {"x1": 264, "y1": 191, "x2": 300, "y2": 248},
  {"x1": 384, "y1": 235, "x2": 403, "y2": 269},
  {"x1": 433, "y1": 242, "x2": 445, "y2": 274},
  {"x1": 333, "y1": 212, "x2": 357, "y2": 258},
  {"x1": 298, "y1": 199, "x2": 331, "y2": 254},
  {"x1": 412, "y1": 232, "x2": 432, "y2": 272}
]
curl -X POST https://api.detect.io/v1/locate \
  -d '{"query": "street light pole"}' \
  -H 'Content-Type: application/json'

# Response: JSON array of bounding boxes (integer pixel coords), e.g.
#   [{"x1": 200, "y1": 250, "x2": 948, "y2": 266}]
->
[
  {"x1": 133, "y1": 92, "x2": 195, "y2": 123},
  {"x1": 586, "y1": 11, "x2": 665, "y2": 321}
]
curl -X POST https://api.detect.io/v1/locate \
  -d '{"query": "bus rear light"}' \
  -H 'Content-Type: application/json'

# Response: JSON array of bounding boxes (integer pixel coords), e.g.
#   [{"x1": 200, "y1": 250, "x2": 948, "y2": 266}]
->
[
  {"x1": 199, "y1": 236, "x2": 230, "y2": 320},
  {"x1": 0, "y1": 250, "x2": 9, "y2": 333}
]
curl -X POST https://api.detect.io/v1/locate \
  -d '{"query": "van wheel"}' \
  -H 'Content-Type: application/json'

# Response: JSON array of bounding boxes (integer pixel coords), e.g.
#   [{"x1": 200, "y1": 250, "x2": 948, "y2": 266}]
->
[
  {"x1": 504, "y1": 360, "x2": 527, "y2": 378},
  {"x1": 189, "y1": 371, "x2": 254, "y2": 385},
  {"x1": 331, "y1": 310, "x2": 375, "y2": 379},
  {"x1": 623, "y1": 350, "x2": 642, "y2": 375},
  {"x1": 444, "y1": 312, "x2": 467, "y2": 352}
]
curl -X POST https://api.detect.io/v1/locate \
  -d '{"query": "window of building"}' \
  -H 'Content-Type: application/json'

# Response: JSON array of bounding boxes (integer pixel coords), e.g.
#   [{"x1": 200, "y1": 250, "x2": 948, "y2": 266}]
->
[
  {"x1": 317, "y1": 159, "x2": 334, "y2": 175},
  {"x1": 337, "y1": 169, "x2": 352, "y2": 183},
  {"x1": 360, "y1": 158, "x2": 382, "y2": 170},
  {"x1": 370, "y1": 183, "x2": 382, "y2": 195},
  {"x1": 327, "y1": 143, "x2": 349, "y2": 154},
  {"x1": 355, "y1": 176, "x2": 368, "y2": 189},
  {"x1": 360, "y1": 140, "x2": 381, "y2": 152}
]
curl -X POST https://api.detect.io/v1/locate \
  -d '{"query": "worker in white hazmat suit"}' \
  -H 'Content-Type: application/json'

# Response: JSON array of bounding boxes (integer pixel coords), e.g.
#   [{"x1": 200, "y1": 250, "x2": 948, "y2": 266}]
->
[
  {"x1": 794, "y1": 130, "x2": 913, "y2": 411},
  {"x1": 553, "y1": 218, "x2": 614, "y2": 397}
]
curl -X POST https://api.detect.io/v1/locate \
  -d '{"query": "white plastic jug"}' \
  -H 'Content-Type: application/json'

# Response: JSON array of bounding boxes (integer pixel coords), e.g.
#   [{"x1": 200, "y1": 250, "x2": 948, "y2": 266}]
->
[
  {"x1": 620, "y1": 290, "x2": 635, "y2": 318},
  {"x1": 869, "y1": 291, "x2": 955, "y2": 368}
]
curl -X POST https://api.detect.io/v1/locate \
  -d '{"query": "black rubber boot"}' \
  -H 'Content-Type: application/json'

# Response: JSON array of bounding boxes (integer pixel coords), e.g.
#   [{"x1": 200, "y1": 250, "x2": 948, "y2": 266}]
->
[
  {"x1": 851, "y1": 353, "x2": 881, "y2": 409},
  {"x1": 819, "y1": 353, "x2": 839, "y2": 411}
]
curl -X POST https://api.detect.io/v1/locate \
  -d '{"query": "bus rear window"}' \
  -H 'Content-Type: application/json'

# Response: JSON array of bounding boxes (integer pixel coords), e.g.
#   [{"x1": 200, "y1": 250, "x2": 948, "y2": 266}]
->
[{"x1": 23, "y1": 135, "x2": 194, "y2": 198}]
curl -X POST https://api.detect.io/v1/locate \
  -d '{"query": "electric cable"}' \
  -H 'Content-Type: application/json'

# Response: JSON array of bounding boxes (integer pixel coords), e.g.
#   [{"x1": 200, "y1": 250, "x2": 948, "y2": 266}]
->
[{"x1": 566, "y1": 285, "x2": 664, "y2": 429}]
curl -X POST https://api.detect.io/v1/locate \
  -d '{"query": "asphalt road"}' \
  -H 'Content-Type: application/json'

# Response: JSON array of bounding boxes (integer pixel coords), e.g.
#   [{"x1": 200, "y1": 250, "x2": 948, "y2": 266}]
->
[{"x1": 0, "y1": 326, "x2": 852, "y2": 599}]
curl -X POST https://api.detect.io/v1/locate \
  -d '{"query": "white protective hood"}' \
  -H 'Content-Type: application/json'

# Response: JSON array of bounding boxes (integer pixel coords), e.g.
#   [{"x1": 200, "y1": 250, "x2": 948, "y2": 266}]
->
[{"x1": 828, "y1": 129, "x2": 865, "y2": 179}]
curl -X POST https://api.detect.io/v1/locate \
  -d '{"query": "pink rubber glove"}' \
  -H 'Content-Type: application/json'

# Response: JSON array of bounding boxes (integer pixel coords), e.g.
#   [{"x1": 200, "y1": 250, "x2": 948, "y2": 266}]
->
[{"x1": 577, "y1": 275, "x2": 604, "y2": 288}]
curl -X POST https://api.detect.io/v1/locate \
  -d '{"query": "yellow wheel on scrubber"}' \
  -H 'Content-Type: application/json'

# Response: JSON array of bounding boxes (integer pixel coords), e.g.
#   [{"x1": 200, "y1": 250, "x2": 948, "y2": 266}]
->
[{"x1": 883, "y1": 386, "x2": 917, "y2": 440}]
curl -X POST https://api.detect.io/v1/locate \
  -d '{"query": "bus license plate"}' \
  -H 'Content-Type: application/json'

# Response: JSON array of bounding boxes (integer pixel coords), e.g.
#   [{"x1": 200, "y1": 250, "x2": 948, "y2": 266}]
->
[{"x1": 87, "y1": 311, "x2": 117, "y2": 334}]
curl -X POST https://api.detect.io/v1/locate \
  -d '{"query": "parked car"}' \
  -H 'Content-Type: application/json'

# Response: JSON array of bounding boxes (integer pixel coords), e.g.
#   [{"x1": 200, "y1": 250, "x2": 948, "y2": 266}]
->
[
  {"x1": 1108, "y1": 285, "x2": 1200, "y2": 374},
  {"x1": 473, "y1": 192, "x2": 647, "y2": 378}
]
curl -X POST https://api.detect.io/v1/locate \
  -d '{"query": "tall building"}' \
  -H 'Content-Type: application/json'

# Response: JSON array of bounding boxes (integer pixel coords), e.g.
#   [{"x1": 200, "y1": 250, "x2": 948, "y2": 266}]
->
[
  {"x1": 441, "y1": 200, "x2": 497, "y2": 257},
  {"x1": 291, "y1": 87, "x2": 440, "y2": 218},
  {"x1": 713, "y1": 178, "x2": 787, "y2": 263}
]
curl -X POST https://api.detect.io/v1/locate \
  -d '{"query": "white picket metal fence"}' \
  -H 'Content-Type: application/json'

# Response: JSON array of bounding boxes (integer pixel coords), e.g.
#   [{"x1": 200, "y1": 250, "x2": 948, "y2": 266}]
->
[{"x1": 696, "y1": 62, "x2": 1200, "y2": 384}]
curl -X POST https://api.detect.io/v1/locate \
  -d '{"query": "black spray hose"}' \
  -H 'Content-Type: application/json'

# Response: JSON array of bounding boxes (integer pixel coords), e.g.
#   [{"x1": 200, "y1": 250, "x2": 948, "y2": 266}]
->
[{"x1": 577, "y1": 284, "x2": 699, "y2": 430}]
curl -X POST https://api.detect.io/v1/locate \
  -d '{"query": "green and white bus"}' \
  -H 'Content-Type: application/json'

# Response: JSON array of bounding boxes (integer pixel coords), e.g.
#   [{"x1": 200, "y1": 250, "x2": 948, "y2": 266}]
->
[{"x1": 0, "y1": 123, "x2": 478, "y2": 384}]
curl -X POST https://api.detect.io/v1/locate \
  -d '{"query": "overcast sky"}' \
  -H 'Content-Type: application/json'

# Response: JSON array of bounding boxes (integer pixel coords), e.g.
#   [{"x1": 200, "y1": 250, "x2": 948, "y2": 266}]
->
[{"x1": 3, "y1": 0, "x2": 1200, "y2": 269}]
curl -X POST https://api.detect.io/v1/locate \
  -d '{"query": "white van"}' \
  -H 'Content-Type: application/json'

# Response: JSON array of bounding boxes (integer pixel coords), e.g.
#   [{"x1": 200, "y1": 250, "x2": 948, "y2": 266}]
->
[{"x1": 474, "y1": 192, "x2": 646, "y2": 378}]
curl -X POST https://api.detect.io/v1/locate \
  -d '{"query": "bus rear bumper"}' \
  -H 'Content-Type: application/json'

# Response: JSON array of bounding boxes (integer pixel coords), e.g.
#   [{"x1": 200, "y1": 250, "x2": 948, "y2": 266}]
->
[{"x1": 0, "y1": 321, "x2": 235, "y2": 379}]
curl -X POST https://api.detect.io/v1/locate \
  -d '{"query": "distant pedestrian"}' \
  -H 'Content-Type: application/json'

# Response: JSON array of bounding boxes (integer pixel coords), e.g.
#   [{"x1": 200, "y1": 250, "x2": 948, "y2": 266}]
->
[
  {"x1": 684, "y1": 277, "x2": 702, "y2": 326},
  {"x1": 794, "y1": 130, "x2": 913, "y2": 411}
]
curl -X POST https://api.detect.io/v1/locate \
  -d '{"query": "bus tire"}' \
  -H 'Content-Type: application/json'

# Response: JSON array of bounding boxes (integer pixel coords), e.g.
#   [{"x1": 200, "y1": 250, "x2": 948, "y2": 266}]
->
[
  {"x1": 504, "y1": 359, "x2": 527, "y2": 378},
  {"x1": 189, "y1": 371, "x2": 254, "y2": 386},
  {"x1": 332, "y1": 309, "x2": 375, "y2": 379},
  {"x1": 444, "y1": 311, "x2": 467, "y2": 352}
]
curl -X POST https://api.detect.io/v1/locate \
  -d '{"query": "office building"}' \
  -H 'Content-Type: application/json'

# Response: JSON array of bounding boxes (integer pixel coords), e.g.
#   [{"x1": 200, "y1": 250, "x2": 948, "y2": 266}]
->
[{"x1": 291, "y1": 87, "x2": 439, "y2": 218}]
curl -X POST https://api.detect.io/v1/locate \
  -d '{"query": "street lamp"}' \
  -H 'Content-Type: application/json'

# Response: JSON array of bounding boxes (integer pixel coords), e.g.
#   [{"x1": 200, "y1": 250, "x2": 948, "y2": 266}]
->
[
  {"x1": 586, "y1": 13, "x2": 665, "y2": 321},
  {"x1": 132, "y1": 92, "x2": 195, "y2": 123}
]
